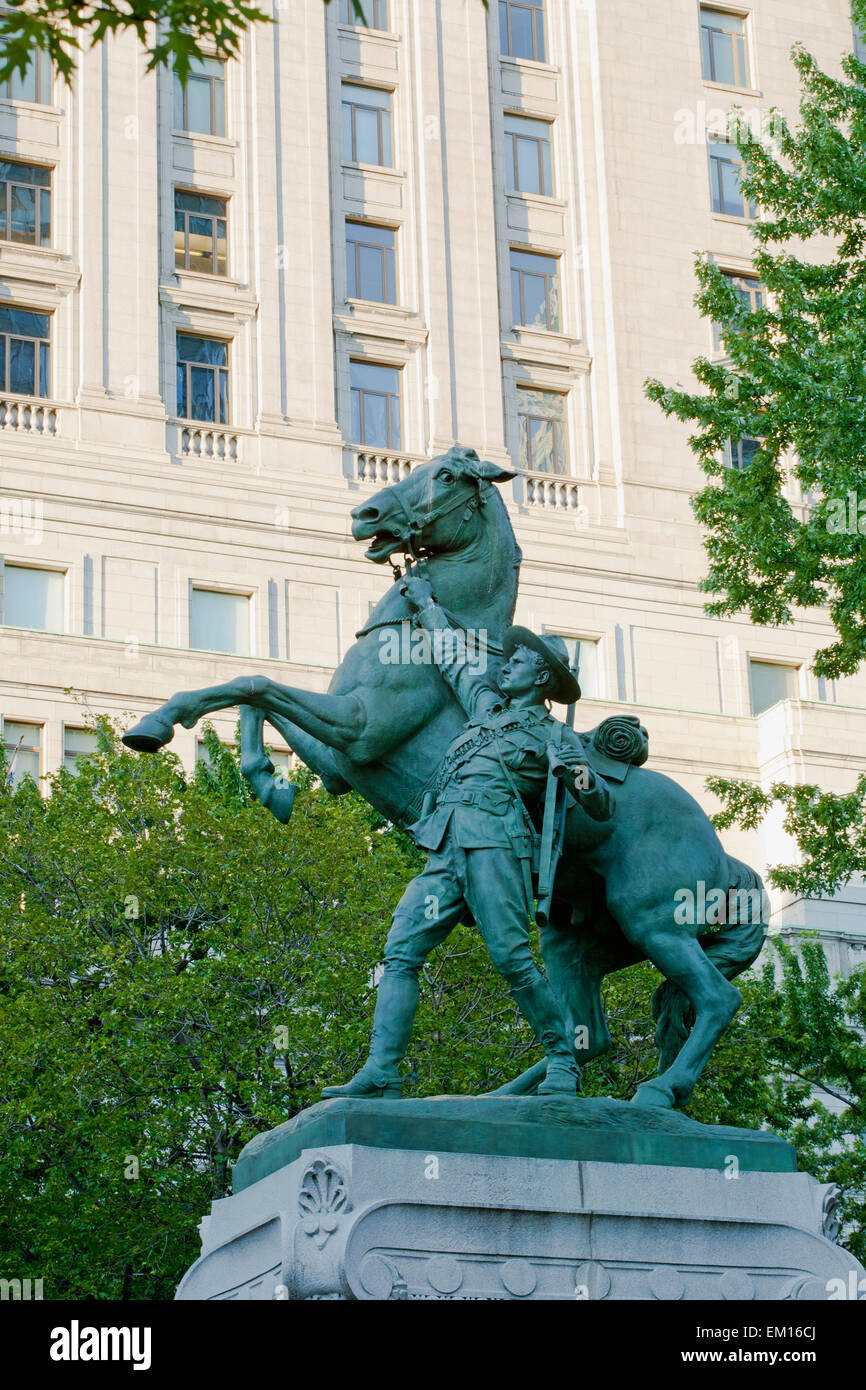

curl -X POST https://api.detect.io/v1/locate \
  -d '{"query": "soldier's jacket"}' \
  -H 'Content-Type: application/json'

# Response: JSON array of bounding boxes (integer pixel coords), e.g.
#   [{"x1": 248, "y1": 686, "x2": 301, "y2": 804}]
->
[{"x1": 408, "y1": 603, "x2": 616, "y2": 853}]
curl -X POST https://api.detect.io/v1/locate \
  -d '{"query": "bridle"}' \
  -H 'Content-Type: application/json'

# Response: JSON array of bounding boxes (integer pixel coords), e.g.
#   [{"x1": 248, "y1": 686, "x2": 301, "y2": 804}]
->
[
  {"x1": 355, "y1": 473, "x2": 496, "y2": 641},
  {"x1": 385, "y1": 476, "x2": 490, "y2": 580}
]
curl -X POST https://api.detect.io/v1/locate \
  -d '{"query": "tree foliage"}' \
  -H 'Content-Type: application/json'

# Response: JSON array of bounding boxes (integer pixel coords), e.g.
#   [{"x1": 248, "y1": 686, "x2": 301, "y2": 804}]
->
[
  {"x1": 0, "y1": 1, "x2": 411, "y2": 87},
  {"x1": 646, "y1": 4, "x2": 866, "y2": 902},
  {"x1": 0, "y1": 721, "x2": 861, "y2": 1296},
  {"x1": 0, "y1": 719, "x2": 650, "y2": 1298},
  {"x1": 708, "y1": 772, "x2": 866, "y2": 897},
  {"x1": 646, "y1": 4, "x2": 866, "y2": 683},
  {"x1": 741, "y1": 941, "x2": 866, "y2": 1263},
  {"x1": 0, "y1": 1, "x2": 270, "y2": 85}
]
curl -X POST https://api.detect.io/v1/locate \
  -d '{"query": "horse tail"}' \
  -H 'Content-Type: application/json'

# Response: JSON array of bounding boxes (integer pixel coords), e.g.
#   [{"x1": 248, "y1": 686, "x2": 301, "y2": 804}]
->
[{"x1": 652, "y1": 857, "x2": 768, "y2": 1074}]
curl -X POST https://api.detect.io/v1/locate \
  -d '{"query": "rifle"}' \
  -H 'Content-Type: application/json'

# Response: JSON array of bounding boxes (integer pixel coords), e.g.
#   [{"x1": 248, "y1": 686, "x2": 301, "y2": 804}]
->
[{"x1": 535, "y1": 675, "x2": 580, "y2": 929}]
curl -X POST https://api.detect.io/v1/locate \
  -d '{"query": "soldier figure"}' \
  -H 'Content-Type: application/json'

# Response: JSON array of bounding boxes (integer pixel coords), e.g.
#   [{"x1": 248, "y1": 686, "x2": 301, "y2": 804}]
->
[{"x1": 322, "y1": 572, "x2": 615, "y2": 1100}]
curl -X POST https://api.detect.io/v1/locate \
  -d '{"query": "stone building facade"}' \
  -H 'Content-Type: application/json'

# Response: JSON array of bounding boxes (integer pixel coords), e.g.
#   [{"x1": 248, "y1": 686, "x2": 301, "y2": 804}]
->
[{"x1": 0, "y1": 0, "x2": 863, "y2": 971}]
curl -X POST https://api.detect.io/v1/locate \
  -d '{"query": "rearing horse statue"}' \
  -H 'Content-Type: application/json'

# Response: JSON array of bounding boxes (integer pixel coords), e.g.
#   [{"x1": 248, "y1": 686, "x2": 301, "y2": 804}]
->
[{"x1": 123, "y1": 445, "x2": 766, "y2": 1110}]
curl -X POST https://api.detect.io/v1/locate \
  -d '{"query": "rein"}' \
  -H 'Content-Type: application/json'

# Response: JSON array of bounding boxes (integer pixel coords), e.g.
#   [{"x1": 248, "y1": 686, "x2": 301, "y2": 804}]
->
[
  {"x1": 386, "y1": 479, "x2": 488, "y2": 571},
  {"x1": 356, "y1": 479, "x2": 494, "y2": 642},
  {"x1": 355, "y1": 607, "x2": 503, "y2": 656}
]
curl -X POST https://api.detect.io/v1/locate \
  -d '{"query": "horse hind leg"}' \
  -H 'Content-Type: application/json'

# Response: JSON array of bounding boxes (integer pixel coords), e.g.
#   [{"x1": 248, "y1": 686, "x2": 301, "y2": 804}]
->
[
  {"x1": 626, "y1": 918, "x2": 742, "y2": 1110},
  {"x1": 239, "y1": 705, "x2": 296, "y2": 823},
  {"x1": 122, "y1": 676, "x2": 364, "y2": 755},
  {"x1": 239, "y1": 706, "x2": 351, "y2": 824}
]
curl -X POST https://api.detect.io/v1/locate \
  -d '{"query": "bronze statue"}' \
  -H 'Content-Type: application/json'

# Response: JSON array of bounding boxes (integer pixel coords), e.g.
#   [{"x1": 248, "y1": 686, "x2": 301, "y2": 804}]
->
[
  {"x1": 122, "y1": 445, "x2": 766, "y2": 1110},
  {"x1": 323, "y1": 572, "x2": 613, "y2": 1098}
]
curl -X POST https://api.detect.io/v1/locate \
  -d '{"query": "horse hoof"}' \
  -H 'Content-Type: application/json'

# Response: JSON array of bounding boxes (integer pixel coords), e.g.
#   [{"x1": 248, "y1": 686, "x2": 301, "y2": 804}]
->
[
  {"x1": 261, "y1": 782, "x2": 296, "y2": 824},
  {"x1": 243, "y1": 765, "x2": 296, "y2": 823},
  {"x1": 631, "y1": 1080, "x2": 676, "y2": 1110},
  {"x1": 122, "y1": 713, "x2": 175, "y2": 752}
]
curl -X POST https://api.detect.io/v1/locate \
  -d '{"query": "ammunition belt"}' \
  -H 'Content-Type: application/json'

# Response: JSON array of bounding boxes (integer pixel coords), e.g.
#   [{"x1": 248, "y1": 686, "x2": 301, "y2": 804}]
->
[{"x1": 436, "y1": 720, "x2": 536, "y2": 793}]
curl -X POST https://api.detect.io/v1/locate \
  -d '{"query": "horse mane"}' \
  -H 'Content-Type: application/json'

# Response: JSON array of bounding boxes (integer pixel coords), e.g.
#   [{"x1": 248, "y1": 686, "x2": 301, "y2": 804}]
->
[
  {"x1": 483, "y1": 480, "x2": 522, "y2": 572},
  {"x1": 357, "y1": 472, "x2": 522, "y2": 641},
  {"x1": 476, "y1": 480, "x2": 522, "y2": 615}
]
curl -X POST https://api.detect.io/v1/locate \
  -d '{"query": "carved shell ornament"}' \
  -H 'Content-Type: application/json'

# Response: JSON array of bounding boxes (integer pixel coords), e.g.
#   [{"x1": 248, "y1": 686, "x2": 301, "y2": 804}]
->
[
  {"x1": 298, "y1": 1159, "x2": 351, "y2": 1248},
  {"x1": 822, "y1": 1185, "x2": 842, "y2": 1244}
]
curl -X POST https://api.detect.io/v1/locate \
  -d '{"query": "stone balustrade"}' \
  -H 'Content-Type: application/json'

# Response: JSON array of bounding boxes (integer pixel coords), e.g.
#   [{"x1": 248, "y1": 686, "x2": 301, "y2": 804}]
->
[
  {"x1": 0, "y1": 396, "x2": 60, "y2": 437},
  {"x1": 180, "y1": 423, "x2": 241, "y2": 463},
  {"x1": 522, "y1": 470, "x2": 583, "y2": 513},
  {"x1": 354, "y1": 449, "x2": 420, "y2": 484}
]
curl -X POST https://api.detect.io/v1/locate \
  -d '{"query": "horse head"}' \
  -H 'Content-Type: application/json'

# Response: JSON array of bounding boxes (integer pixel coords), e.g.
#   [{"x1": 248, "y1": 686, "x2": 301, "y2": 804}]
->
[{"x1": 350, "y1": 444, "x2": 516, "y2": 565}]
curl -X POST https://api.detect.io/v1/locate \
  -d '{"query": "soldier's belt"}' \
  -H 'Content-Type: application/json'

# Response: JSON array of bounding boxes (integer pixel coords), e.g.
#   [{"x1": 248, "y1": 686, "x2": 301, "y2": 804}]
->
[{"x1": 436, "y1": 788, "x2": 513, "y2": 813}]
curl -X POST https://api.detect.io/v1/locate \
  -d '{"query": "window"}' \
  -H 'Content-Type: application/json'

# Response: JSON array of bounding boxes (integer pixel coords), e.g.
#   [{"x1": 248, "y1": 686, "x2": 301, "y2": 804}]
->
[
  {"x1": 749, "y1": 660, "x2": 799, "y2": 715},
  {"x1": 510, "y1": 249, "x2": 560, "y2": 330},
  {"x1": 0, "y1": 305, "x2": 50, "y2": 397},
  {"x1": 269, "y1": 749, "x2": 295, "y2": 783},
  {"x1": 342, "y1": 84, "x2": 393, "y2": 167},
  {"x1": 708, "y1": 137, "x2": 755, "y2": 219},
  {"x1": 2, "y1": 564, "x2": 63, "y2": 630},
  {"x1": 3, "y1": 720, "x2": 40, "y2": 787},
  {"x1": 712, "y1": 272, "x2": 764, "y2": 349},
  {"x1": 499, "y1": 0, "x2": 546, "y2": 62},
  {"x1": 700, "y1": 8, "x2": 750, "y2": 88},
  {"x1": 549, "y1": 636, "x2": 600, "y2": 699},
  {"x1": 0, "y1": 161, "x2": 51, "y2": 247},
  {"x1": 196, "y1": 737, "x2": 235, "y2": 765},
  {"x1": 176, "y1": 334, "x2": 229, "y2": 423},
  {"x1": 63, "y1": 727, "x2": 98, "y2": 774},
  {"x1": 190, "y1": 588, "x2": 250, "y2": 656},
  {"x1": 173, "y1": 56, "x2": 226, "y2": 137},
  {"x1": 174, "y1": 190, "x2": 227, "y2": 275},
  {"x1": 350, "y1": 360, "x2": 401, "y2": 448},
  {"x1": 0, "y1": 45, "x2": 52, "y2": 105},
  {"x1": 504, "y1": 114, "x2": 553, "y2": 196},
  {"x1": 517, "y1": 387, "x2": 567, "y2": 473},
  {"x1": 340, "y1": 0, "x2": 388, "y2": 28},
  {"x1": 346, "y1": 221, "x2": 396, "y2": 303},
  {"x1": 723, "y1": 436, "x2": 761, "y2": 470}
]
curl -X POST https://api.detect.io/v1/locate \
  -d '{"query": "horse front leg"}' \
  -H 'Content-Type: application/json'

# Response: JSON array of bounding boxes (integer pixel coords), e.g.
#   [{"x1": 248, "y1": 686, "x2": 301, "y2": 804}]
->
[
  {"x1": 122, "y1": 676, "x2": 365, "y2": 757},
  {"x1": 238, "y1": 705, "x2": 351, "y2": 824},
  {"x1": 626, "y1": 918, "x2": 742, "y2": 1110}
]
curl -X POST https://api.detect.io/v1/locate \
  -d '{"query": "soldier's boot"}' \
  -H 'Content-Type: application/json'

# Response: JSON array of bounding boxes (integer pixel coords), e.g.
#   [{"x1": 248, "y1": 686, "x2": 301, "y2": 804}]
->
[
  {"x1": 511, "y1": 979, "x2": 581, "y2": 1096},
  {"x1": 321, "y1": 971, "x2": 417, "y2": 1100}
]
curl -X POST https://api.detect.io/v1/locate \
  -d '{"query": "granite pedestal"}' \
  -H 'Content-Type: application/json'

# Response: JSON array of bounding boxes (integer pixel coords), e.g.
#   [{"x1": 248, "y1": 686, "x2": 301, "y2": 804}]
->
[{"x1": 175, "y1": 1096, "x2": 863, "y2": 1301}]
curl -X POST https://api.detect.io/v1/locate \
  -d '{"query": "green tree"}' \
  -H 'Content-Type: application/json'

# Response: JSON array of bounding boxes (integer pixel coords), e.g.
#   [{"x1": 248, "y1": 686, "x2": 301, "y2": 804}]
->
[
  {"x1": 0, "y1": 720, "x2": 478, "y2": 1297},
  {"x1": 647, "y1": 6, "x2": 866, "y2": 682},
  {"x1": 2, "y1": 722, "x2": 861, "y2": 1294},
  {"x1": 646, "y1": 5, "x2": 866, "y2": 888},
  {"x1": 0, "y1": 1, "x2": 422, "y2": 86},
  {"x1": 0, "y1": 717, "x2": 653, "y2": 1298},
  {"x1": 0, "y1": 2, "x2": 271, "y2": 84},
  {"x1": 643, "y1": 10, "x2": 866, "y2": 1244},
  {"x1": 692, "y1": 943, "x2": 865, "y2": 1261}
]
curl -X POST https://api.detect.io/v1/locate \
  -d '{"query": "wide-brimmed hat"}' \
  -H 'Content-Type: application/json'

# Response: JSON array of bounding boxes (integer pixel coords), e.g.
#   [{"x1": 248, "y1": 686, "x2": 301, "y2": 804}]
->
[{"x1": 502, "y1": 626, "x2": 581, "y2": 704}]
